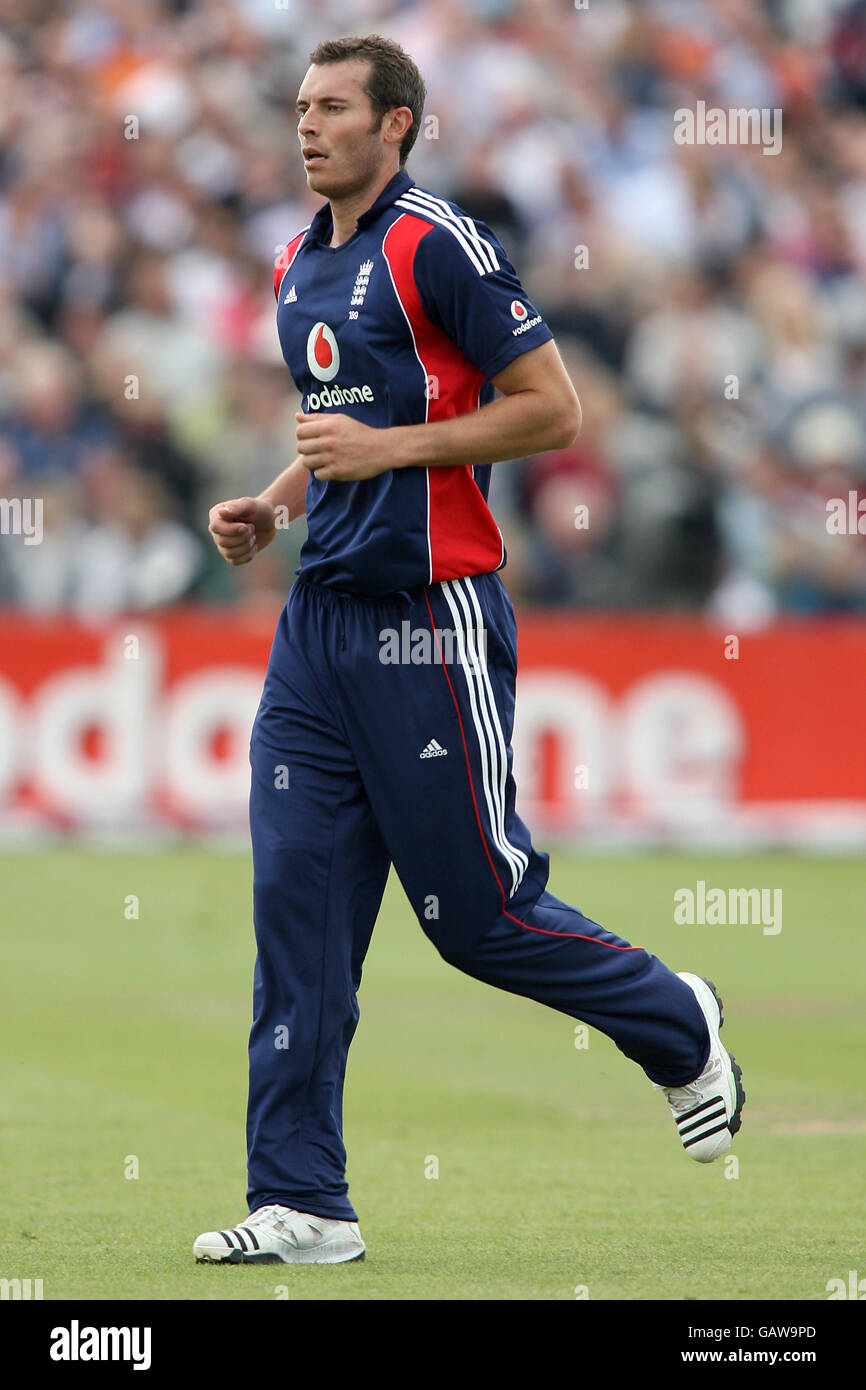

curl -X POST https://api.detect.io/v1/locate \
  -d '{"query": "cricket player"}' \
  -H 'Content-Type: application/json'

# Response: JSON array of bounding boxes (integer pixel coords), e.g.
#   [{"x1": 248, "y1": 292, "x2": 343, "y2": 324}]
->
[{"x1": 194, "y1": 34, "x2": 745, "y2": 1266}]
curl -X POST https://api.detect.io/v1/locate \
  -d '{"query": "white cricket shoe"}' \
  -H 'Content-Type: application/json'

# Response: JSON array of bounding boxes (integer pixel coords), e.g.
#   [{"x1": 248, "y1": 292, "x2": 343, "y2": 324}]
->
[
  {"x1": 193, "y1": 1203, "x2": 365, "y2": 1265},
  {"x1": 655, "y1": 973, "x2": 745, "y2": 1163}
]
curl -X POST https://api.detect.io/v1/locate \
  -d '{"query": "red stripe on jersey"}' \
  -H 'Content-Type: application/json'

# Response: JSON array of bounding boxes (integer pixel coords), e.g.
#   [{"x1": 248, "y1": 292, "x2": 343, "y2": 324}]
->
[
  {"x1": 382, "y1": 214, "x2": 504, "y2": 584},
  {"x1": 273, "y1": 231, "x2": 307, "y2": 300}
]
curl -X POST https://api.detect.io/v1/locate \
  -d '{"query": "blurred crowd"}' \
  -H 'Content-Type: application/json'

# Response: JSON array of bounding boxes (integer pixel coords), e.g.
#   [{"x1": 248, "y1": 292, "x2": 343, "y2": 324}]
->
[{"x1": 1, "y1": 0, "x2": 865, "y2": 620}]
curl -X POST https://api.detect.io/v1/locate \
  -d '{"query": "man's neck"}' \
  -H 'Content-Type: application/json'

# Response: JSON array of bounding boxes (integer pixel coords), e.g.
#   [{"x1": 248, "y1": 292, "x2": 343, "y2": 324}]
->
[{"x1": 327, "y1": 165, "x2": 400, "y2": 248}]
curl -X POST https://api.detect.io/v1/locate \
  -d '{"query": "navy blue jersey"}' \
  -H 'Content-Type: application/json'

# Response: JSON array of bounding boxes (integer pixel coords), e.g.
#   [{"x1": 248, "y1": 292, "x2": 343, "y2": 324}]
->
[{"x1": 273, "y1": 169, "x2": 553, "y2": 597}]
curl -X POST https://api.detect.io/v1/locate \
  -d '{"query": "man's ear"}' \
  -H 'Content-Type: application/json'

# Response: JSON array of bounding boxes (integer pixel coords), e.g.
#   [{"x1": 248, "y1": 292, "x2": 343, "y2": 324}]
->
[{"x1": 384, "y1": 106, "x2": 413, "y2": 146}]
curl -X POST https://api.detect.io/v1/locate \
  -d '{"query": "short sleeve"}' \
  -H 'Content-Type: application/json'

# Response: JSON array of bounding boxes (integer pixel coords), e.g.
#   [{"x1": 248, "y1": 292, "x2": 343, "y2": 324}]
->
[
  {"x1": 412, "y1": 215, "x2": 554, "y2": 381},
  {"x1": 273, "y1": 227, "x2": 309, "y2": 301}
]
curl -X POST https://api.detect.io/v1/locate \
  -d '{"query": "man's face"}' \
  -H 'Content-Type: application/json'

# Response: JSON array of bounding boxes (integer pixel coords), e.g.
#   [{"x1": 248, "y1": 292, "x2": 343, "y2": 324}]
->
[{"x1": 296, "y1": 61, "x2": 392, "y2": 199}]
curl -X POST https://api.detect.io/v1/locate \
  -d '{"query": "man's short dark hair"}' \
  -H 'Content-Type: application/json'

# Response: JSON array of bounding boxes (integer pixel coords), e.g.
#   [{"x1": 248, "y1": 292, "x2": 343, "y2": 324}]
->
[{"x1": 307, "y1": 34, "x2": 427, "y2": 167}]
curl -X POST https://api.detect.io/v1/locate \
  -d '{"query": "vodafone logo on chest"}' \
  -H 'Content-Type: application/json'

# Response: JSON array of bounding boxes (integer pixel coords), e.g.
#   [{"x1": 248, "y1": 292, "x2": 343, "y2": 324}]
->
[
  {"x1": 307, "y1": 322, "x2": 340, "y2": 381},
  {"x1": 302, "y1": 320, "x2": 376, "y2": 412}
]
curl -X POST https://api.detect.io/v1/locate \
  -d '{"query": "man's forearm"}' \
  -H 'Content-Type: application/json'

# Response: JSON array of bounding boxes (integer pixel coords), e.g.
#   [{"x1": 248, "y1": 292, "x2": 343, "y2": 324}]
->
[
  {"x1": 258, "y1": 456, "x2": 308, "y2": 519},
  {"x1": 386, "y1": 388, "x2": 580, "y2": 471},
  {"x1": 290, "y1": 339, "x2": 581, "y2": 484}
]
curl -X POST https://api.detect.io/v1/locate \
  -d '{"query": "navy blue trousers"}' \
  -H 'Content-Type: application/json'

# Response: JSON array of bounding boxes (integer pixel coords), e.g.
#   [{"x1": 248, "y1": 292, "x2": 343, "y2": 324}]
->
[{"x1": 246, "y1": 572, "x2": 710, "y2": 1220}]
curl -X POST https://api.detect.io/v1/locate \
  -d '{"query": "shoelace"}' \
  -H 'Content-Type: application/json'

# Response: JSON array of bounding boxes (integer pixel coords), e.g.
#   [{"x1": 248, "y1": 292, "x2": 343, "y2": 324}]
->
[
  {"x1": 245, "y1": 1204, "x2": 299, "y2": 1232},
  {"x1": 653, "y1": 1057, "x2": 724, "y2": 1109},
  {"x1": 243, "y1": 1205, "x2": 329, "y2": 1248},
  {"x1": 664, "y1": 1083, "x2": 712, "y2": 1113}
]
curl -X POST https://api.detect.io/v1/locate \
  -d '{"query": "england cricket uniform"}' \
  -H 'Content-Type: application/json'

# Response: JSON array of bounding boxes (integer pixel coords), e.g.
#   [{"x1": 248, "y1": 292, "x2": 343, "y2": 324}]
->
[{"x1": 247, "y1": 170, "x2": 710, "y2": 1220}]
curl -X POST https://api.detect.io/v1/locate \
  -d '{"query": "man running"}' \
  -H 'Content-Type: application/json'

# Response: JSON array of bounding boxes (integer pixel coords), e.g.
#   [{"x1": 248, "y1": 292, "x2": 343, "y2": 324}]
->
[{"x1": 195, "y1": 33, "x2": 744, "y2": 1267}]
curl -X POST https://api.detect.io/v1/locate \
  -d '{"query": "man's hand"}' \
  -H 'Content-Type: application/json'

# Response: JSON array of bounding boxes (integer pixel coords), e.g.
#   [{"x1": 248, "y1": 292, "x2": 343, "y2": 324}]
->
[
  {"x1": 295, "y1": 411, "x2": 390, "y2": 481},
  {"x1": 292, "y1": 340, "x2": 581, "y2": 482},
  {"x1": 208, "y1": 496, "x2": 276, "y2": 566}
]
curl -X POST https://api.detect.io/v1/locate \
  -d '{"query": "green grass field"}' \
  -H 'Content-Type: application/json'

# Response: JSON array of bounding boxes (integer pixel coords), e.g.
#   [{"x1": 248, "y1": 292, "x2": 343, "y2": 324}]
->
[{"x1": 1, "y1": 848, "x2": 864, "y2": 1301}]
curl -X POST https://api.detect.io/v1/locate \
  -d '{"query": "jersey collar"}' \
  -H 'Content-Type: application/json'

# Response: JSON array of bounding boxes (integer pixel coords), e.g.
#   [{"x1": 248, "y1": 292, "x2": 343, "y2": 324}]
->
[{"x1": 307, "y1": 169, "x2": 416, "y2": 247}]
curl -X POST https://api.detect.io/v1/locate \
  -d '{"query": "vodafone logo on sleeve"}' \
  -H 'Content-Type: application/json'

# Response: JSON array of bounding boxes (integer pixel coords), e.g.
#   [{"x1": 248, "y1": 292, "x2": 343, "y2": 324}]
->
[
  {"x1": 510, "y1": 298, "x2": 543, "y2": 336},
  {"x1": 306, "y1": 322, "x2": 341, "y2": 381}
]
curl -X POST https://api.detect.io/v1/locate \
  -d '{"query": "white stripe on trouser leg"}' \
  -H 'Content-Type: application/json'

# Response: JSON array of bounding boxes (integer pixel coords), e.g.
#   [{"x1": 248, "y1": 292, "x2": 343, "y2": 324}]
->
[
  {"x1": 454, "y1": 578, "x2": 529, "y2": 888},
  {"x1": 457, "y1": 577, "x2": 529, "y2": 885},
  {"x1": 441, "y1": 580, "x2": 527, "y2": 897},
  {"x1": 440, "y1": 582, "x2": 515, "y2": 891},
  {"x1": 448, "y1": 579, "x2": 524, "y2": 890}
]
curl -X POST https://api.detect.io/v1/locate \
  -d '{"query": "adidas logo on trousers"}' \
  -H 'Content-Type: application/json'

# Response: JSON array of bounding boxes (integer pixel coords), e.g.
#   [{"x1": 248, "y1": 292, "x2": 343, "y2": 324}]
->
[{"x1": 420, "y1": 739, "x2": 448, "y2": 758}]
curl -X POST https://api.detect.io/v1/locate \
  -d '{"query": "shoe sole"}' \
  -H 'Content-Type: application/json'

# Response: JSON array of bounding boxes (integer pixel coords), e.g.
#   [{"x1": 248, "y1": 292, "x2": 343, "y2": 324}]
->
[
  {"x1": 194, "y1": 1246, "x2": 365, "y2": 1266},
  {"x1": 697, "y1": 975, "x2": 746, "y2": 1139}
]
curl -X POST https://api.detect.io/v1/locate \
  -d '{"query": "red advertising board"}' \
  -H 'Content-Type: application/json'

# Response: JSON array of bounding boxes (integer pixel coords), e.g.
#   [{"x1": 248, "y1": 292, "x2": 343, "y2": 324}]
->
[{"x1": 0, "y1": 608, "x2": 863, "y2": 845}]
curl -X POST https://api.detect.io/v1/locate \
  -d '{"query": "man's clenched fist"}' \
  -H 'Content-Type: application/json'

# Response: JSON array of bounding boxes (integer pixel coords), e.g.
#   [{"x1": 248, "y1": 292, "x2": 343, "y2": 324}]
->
[
  {"x1": 295, "y1": 411, "x2": 394, "y2": 481},
  {"x1": 208, "y1": 496, "x2": 276, "y2": 565}
]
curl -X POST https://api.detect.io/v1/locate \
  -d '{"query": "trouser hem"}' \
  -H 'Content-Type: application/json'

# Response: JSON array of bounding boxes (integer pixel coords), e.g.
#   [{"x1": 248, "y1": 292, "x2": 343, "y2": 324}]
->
[{"x1": 249, "y1": 1194, "x2": 359, "y2": 1223}]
